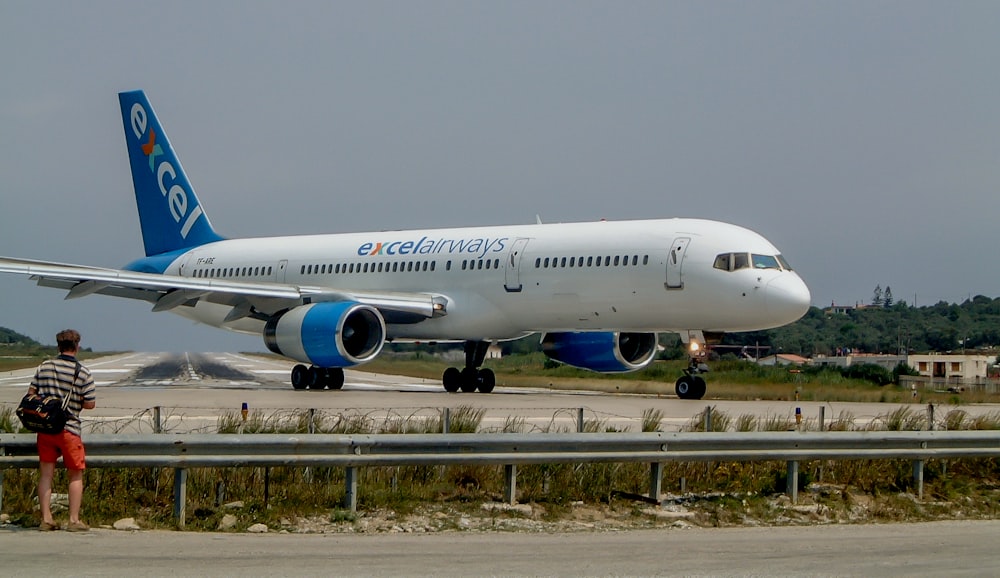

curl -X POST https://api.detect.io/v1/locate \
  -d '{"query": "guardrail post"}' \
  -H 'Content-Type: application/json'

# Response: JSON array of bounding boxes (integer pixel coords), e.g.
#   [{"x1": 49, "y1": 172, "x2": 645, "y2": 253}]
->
[
  {"x1": 0, "y1": 446, "x2": 5, "y2": 513},
  {"x1": 173, "y1": 468, "x2": 187, "y2": 528},
  {"x1": 344, "y1": 467, "x2": 358, "y2": 512},
  {"x1": 913, "y1": 460, "x2": 924, "y2": 499},
  {"x1": 818, "y1": 406, "x2": 825, "y2": 431},
  {"x1": 786, "y1": 461, "x2": 799, "y2": 504},
  {"x1": 442, "y1": 408, "x2": 451, "y2": 434},
  {"x1": 704, "y1": 406, "x2": 712, "y2": 432},
  {"x1": 153, "y1": 406, "x2": 162, "y2": 434},
  {"x1": 649, "y1": 462, "x2": 663, "y2": 503},
  {"x1": 504, "y1": 464, "x2": 517, "y2": 504},
  {"x1": 305, "y1": 409, "x2": 316, "y2": 483},
  {"x1": 927, "y1": 404, "x2": 935, "y2": 431},
  {"x1": 577, "y1": 408, "x2": 584, "y2": 433}
]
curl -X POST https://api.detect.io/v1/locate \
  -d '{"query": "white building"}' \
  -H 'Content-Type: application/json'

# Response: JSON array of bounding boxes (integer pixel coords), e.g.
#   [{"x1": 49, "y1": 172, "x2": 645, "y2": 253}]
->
[{"x1": 907, "y1": 354, "x2": 991, "y2": 381}]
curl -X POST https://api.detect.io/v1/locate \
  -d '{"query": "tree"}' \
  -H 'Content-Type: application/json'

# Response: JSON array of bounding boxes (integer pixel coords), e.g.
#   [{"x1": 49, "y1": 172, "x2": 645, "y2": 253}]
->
[
  {"x1": 872, "y1": 285, "x2": 883, "y2": 307},
  {"x1": 883, "y1": 286, "x2": 893, "y2": 308}
]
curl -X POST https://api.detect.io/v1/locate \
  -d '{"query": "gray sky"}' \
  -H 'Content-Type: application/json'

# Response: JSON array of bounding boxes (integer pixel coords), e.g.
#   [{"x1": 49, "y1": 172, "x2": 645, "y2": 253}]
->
[{"x1": 1, "y1": 1, "x2": 998, "y2": 352}]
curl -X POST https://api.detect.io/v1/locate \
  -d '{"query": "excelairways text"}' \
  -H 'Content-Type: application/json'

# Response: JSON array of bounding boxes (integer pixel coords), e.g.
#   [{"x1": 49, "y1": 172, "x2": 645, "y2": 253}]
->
[{"x1": 357, "y1": 236, "x2": 508, "y2": 259}]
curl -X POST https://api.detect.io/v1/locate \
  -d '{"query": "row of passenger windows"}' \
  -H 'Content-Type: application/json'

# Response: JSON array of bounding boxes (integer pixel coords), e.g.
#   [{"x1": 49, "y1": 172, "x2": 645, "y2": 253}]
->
[
  {"x1": 713, "y1": 253, "x2": 792, "y2": 272},
  {"x1": 534, "y1": 254, "x2": 649, "y2": 268},
  {"x1": 299, "y1": 258, "x2": 507, "y2": 276},
  {"x1": 191, "y1": 254, "x2": 657, "y2": 280},
  {"x1": 193, "y1": 266, "x2": 273, "y2": 279}
]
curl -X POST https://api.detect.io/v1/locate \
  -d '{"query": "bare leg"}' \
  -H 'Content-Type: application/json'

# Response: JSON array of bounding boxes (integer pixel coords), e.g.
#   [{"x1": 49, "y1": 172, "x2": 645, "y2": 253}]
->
[
  {"x1": 67, "y1": 469, "x2": 84, "y2": 524},
  {"x1": 38, "y1": 461, "x2": 56, "y2": 525}
]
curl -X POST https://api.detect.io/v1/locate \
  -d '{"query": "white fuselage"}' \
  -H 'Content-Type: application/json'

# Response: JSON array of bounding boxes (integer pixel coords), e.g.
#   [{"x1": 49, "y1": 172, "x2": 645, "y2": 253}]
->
[{"x1": 158, "y1": 218, "x2": 811, "y2": 342}]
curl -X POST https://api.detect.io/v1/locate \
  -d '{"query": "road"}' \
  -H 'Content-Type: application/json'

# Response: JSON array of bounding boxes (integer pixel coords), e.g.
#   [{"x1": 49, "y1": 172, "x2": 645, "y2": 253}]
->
[{"x1": 0, "y1": 520, "x2": 997, "y2": 577}]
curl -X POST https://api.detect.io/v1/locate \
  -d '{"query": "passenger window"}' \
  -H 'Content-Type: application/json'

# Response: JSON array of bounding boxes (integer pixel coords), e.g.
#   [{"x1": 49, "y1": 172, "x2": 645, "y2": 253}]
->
[
  {"x1": 587, "y1": 256, "x2": 593, "y2": 267},
  {"x1": 614, "y1": 256, "x2": 620, "y2": 266},
  {"x1": 535, "y1": 258, "x2": 541, "y2": 268}
]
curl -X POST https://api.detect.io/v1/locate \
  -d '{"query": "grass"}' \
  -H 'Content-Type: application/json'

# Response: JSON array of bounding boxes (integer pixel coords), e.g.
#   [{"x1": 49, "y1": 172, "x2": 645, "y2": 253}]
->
[{"x1": 4, "y1": 405, "x2": 1000, "y2": 531}]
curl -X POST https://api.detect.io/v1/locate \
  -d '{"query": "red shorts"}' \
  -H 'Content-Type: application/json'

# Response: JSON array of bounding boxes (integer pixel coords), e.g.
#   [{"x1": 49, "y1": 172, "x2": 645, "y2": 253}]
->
[{"x1": 37, "y1": 431, "x2": 86, "y2": 470}]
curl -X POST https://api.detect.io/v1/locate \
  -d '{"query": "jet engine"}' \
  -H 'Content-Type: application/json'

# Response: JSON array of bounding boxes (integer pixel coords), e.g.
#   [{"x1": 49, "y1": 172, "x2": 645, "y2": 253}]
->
[
  {"x1": 264, "y1": 302, "x2": 386, "y2": 367},
  {"x1": 540, "y1": 331, "x2": 658, "y2": 373}
]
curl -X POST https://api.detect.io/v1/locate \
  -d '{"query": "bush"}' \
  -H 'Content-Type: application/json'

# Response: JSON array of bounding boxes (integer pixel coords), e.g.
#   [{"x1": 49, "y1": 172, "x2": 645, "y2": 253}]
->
[{"x1": 841, "y1": 363, "x2": 893, "y2": 386}]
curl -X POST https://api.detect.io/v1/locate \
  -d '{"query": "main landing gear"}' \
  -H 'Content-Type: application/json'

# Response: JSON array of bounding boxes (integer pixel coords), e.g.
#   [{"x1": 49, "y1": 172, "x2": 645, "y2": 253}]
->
[
  {"x1": 291, "y1": 365, "x2": 345, "y2": 390},
  {"x1": 442, "y1": 341, "x2": 495, "y2": 393},
  {"x1": 675, "y1": 357, "x2": 708, "y2": 400}
]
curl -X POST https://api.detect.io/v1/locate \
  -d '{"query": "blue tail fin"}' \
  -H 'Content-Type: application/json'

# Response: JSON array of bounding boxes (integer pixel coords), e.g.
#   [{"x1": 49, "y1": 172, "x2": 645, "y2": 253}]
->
[{"x1": 119, "y1": 90, "x2": 224, "y2": 257}]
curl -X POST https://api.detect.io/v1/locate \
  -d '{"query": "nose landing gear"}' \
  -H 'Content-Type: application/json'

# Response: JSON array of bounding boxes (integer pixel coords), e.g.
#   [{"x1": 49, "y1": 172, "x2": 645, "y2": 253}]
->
[{"x1": 675, "y1": 356, "x2": 709, "y2": 400}]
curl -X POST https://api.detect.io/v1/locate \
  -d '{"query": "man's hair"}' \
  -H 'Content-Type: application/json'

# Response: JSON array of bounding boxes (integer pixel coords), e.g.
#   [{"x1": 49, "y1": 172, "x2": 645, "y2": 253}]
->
[{"x1": 56, "y1": 329, "x2": 81, "y2": 353}]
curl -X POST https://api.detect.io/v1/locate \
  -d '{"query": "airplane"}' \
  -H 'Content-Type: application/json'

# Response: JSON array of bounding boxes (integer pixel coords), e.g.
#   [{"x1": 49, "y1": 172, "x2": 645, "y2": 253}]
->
[{"x1": 0, "y1": 90, "x2": 811, "y2": 399}]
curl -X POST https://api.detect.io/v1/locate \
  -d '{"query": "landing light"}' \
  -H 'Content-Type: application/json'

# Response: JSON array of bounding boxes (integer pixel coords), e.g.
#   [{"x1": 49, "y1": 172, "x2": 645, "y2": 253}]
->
[{"x1": 689, "y1": 341, "x2": 701, "y2": 353}]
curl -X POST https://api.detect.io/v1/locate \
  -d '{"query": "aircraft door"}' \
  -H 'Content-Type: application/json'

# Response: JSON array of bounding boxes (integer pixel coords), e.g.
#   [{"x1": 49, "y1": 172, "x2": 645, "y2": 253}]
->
[
  {"x1": 665, "y1": 237, "x2": 690, "y2": 290},
  {"x1": 277, "y1": 259, "x2": 288, "y2": 283},
  {"x1": 504, "y1": 238, "x2": 530, "y2": 293}
]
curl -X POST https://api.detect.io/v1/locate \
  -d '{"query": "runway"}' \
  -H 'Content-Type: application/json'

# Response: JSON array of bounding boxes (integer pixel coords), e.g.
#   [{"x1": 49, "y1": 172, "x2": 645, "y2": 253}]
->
[{"x1": 3, "y1": 352, "x2": 998, "y2": 434}]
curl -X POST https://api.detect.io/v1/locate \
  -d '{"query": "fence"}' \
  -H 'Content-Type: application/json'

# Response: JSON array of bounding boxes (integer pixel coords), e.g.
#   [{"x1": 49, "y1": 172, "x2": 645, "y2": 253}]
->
[{"x1": 3, "y1": 429, "x2": 999, "y2": 527}]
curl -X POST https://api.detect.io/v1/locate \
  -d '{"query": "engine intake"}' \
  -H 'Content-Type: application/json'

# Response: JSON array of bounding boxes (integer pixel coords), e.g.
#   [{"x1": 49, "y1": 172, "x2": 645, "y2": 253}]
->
[
  {"x1": 264, "y1": 302, "x2": 386, "y2": 367},
  {"x1": 541, "y1": 331, "x2": 657, "y2": 373}
]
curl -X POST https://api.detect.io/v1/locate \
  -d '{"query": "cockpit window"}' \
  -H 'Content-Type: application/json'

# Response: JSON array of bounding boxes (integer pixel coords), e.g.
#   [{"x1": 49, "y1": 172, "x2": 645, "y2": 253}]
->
[
  {"x1": 715, "y1": 252, "x2": 788, "y2": 272},
  {"x1": 752, "y1": 254, "x2": 781, "y2": 270}
]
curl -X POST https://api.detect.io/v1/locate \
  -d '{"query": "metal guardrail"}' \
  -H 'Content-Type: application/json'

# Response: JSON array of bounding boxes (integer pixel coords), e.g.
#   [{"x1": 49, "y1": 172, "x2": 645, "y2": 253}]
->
[{"x1": 3, "y1": 430, "x2": 999, "y2": 525}]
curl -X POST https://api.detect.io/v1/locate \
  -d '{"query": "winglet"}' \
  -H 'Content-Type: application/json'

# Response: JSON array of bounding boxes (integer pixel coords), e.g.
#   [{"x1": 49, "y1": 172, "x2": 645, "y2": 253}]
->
[{"x1": 119, "y1": 90, "x2": 224, "y2": 256}]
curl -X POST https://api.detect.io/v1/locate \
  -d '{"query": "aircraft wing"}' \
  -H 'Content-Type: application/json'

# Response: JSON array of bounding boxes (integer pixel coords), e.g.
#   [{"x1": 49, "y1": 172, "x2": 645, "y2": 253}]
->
[{"x1": 0, "y1": 256, "x2": 447, "y2": 324}]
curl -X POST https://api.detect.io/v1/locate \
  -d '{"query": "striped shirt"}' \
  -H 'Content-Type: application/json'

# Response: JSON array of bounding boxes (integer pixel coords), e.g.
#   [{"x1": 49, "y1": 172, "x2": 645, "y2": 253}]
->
[{"x1": 29, "y1": 355, "x2": 96, "y2": 437}]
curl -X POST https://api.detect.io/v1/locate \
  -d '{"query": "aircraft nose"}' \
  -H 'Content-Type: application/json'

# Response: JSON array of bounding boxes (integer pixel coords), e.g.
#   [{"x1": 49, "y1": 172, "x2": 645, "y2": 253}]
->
[{"x1": 765, "y1": 273, "x2": 811, "y2": 323}]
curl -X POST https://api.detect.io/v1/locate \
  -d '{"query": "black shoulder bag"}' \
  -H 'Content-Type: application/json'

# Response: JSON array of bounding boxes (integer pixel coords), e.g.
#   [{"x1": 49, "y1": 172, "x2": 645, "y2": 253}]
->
[{"x1": 16, "y1": 362, "x2": 81, "y2": 434}]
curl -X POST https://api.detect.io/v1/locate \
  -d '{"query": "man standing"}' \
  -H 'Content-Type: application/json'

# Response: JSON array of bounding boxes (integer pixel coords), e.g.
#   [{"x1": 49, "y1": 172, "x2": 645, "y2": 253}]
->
[{"x1": 28, "y1": 329, "x2": 96, "y2": 531}]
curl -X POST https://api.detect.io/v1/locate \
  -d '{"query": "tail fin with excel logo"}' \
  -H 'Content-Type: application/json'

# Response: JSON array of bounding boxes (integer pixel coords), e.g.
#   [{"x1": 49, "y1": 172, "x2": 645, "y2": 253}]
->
[{"x1": 118, "y1": 90, "x2": 224, "y2": 257}]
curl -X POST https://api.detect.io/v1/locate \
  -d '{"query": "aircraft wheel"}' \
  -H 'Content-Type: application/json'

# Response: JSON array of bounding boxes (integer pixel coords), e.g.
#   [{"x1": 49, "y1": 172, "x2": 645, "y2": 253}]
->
[
  {"x1": 443, "y1": 367, "x2": 461, "y2": 392},
  {"x1": 328, "y1": 367, "x2": 345, "y2": 390},
  {"x1": 459, "y1": 368, "x2": 479, "y2": 393},
  {"x1": 477, "y1": 368, "x2": 495, "y2": 393},
  {"x1": 692, "y1": 376, "x2": 707, "y2": 400},
  {"x1": 306, "y1": 366, "x2": 324, "y2": 390},
  {"x1": 291, "y1": 364, "x2": 310, "y2": 390},
  {"x1": 675, "y1": 376, "x2": 694, "y2": 399}
]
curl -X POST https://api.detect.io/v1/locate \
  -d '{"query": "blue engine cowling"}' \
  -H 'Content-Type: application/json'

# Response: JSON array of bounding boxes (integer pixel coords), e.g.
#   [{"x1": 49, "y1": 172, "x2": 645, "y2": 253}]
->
[
  {"x1": 540, "y1": 331, "x2": 658, "y2": 373},
  {"x1": 264, "y1": 302, "x2": 386, "y2": 367}
]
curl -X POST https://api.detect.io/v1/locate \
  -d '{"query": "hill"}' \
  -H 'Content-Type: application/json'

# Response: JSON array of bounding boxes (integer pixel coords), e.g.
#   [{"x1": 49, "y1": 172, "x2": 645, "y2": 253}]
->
[
  {"x1": 0, "y1": 327, "x2": 41, "y2": 347},
  {"x1": 721, "y1": 295, "x2": 1000, "y2": 358}
]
